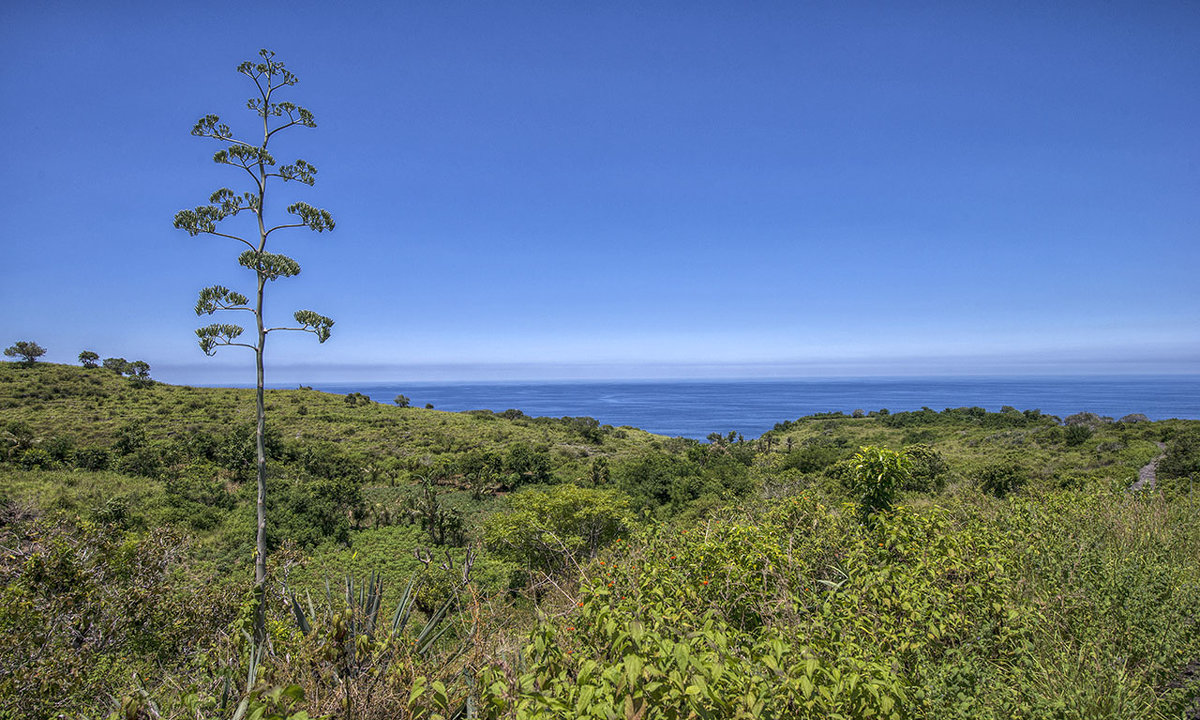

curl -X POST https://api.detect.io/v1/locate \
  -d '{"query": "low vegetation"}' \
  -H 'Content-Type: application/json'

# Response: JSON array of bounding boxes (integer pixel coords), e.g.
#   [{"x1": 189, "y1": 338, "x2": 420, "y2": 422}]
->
[{"x1": 2, "y1": 362, "x2": 1198, "y2": 719}]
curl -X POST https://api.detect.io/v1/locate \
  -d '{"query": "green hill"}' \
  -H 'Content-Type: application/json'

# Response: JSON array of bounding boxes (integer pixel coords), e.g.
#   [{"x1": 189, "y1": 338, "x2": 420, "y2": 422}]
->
[{"x1": 2, "y1": 361, "x2": 1198, "y2": 719}]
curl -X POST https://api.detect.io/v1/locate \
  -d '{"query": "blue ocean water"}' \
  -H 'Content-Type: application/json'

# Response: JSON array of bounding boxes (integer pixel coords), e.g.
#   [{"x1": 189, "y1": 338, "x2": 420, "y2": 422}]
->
[{"x1": 300, "y1": 376, "x2": 1200, "y2": 440}]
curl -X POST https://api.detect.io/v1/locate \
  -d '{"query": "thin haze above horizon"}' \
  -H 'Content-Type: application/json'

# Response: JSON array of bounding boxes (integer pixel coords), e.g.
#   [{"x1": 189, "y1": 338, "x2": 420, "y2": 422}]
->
[{"x1": 1, "y1": 1, "x2": 1197, "y2": 384}]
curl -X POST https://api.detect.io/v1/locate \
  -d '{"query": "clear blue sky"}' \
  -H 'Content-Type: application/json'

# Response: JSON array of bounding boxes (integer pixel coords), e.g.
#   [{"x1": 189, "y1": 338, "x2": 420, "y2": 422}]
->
[{"x1": 2, "y1": 1, "x2": 1197, "y2": 383}]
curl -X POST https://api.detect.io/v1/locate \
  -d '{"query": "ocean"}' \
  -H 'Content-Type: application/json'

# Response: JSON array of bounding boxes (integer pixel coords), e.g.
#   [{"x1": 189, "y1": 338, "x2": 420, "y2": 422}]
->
[{"x1": 296, "y1": 376, "x2": 1200, "y2": 440}]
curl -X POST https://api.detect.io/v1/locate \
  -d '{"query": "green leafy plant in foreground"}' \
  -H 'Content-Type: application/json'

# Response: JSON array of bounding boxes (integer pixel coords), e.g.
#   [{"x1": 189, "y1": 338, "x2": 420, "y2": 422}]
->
[
  {"x1": 477, "y1": 487, "x2": 1200, "y2": 719},
  {"x1": 262, "y1": 560, "x2": 481, "y2": 720}
]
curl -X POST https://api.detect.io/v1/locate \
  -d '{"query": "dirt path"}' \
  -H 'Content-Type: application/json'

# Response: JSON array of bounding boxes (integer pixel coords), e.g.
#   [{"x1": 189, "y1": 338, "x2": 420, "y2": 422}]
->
[
  {"x1": 1130, "y1": 441, "x2": 1167, "y2": 491},
  {"x1": 1130, "y1": 441, "x2": 1199, "y2": 717}
]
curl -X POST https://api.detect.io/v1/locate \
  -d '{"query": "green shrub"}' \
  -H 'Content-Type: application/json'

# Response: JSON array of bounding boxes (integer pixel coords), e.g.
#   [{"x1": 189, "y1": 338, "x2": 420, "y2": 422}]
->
[
  {"x1": 216, "y1": 424, "x2": 283, "y2": 482},
  {"x1": 502, "y1": 442, "x2": 552, "y2": 489},
  {"x1": 903, "y1": 442, "x2": 950, "y2": 492},
  {"x1": 268, "y1": 472, "x2": 363, "y2": 549},
  {"x1": 562, "y1": 415, "x2": 604, "y2": 443},
  {"x1": 2, "y1": 420, "x2": 34, "y2": 462},
  {"x1": 18, "y1": 447, "x2": 54, "y2": 470},
  {"x1": 781, "y1": 443, "x2": 844, "y2": 473},
  {"x1": 43, "y1": 435, "x2": 75, "y2": 463},
  {"x1": 486, "y1": 497, "x2": 1005, "y2": 718},
  {"x1": 846, "y1": 445, "x2": 911, "y2": 516},
  {"x1": 614, "y1": 452, "x2": 699, "y2": 510},
  {"x1": 484, "y1": 484, "x2": 631, "y2": 573},
  {"x1": 1064, "y1": 424, "x2": 1093, "y2": 446},
  {"x1": 112, "y1": 421, "x2": 147, "y2": 455},
  {"x1": 979, "y1": 461, "x2": 1027, "y2": 498},
  {"x1": 1158, "y1": 432, "x2": 1200, "y2": 481},
  {"x1": 296, "y1": 442, "x2": 363, "y2": 481},
  {"x1": 115, "y1": 445, "x2": 163, "y2": 478},
  {"x1": 93, "y1": 494, "x2": 132, "y2": 527},
  {"x1": 0, "y1": 514, "x2": 237, "y2": 718},
  {"x1": 1064, "y1": 411, "x2": 1108, "y2": 428},
  {"x1": 72, "y1": 446, "x2": 111, "y2": 471}
]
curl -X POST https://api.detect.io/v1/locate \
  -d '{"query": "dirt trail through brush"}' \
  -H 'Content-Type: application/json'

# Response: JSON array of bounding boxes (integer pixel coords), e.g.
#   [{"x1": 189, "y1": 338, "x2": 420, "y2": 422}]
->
[
  {"x1": 1128, "y1": 441, "x2": 1199, "y2": 717},
  {"x1": 1130, "y1": 441, "x2": 1167, "y2": 491}
]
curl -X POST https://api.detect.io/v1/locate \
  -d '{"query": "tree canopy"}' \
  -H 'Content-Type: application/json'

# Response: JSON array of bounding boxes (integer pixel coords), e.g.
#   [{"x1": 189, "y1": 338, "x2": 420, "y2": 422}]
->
[{"x1": 4, "y1": 341, "x2": 46, "y2": 365}]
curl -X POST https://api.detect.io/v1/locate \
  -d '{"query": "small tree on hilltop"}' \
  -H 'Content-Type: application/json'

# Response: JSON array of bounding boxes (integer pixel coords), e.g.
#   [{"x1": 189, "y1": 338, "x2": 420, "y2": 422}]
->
[
  {"x1": 173, "y1": 49, "x2": 335, "y2": 642},
  {"x1": 102, "y1": 357, "x2": 130, "y2": 374},
  {"x1": 4, "y1": 341, "x2": 46, "y2": 365},
  {"x1": 78, "y1": 350, "x2": 100, "y2": 368},
  {"x1": 128, "y1": 360, "x2": 152, "y2": 385}
]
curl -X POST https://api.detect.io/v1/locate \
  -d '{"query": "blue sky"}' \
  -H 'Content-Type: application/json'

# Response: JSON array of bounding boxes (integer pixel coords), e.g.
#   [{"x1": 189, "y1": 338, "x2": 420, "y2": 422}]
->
[{"x1": 1, "y1": 1, "x2": 1197, "y2": 383}]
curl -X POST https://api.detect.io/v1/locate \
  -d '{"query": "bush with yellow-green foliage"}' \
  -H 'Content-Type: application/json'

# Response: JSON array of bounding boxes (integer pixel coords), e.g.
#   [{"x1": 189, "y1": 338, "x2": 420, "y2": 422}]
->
[
  {"x1": 482, "y1": 495, "x2": 1004, "y2": 718},
  {"x1": 481, "y1": 487, "x2": 1200, "y2": 719},
  {"x1": 484, "y1": 484, "x2": 632, "y2": 574}
]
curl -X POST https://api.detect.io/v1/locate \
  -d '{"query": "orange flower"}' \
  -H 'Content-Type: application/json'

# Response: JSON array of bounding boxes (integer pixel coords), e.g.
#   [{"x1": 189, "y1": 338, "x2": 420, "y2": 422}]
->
[
  {"x1": 701, "y1": 580, "x2": 709, "y2": 585},
  {"x1": 577, "y1": 602, "x2": 584, "y2": 607},
  {"x1": 566, "y1": 626, "x2": 575, "y2": 631}
]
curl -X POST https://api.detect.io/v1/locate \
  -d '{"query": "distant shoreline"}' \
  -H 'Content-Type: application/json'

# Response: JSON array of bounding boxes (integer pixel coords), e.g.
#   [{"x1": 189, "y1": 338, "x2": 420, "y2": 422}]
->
[{"x1": 193, "y1": 375, "x2": 1200, "y2": 439}]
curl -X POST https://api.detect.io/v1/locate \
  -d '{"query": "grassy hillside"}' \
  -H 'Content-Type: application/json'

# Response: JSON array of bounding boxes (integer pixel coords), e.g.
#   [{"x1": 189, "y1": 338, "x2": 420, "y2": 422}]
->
[
  {"x1": 2, "y1": 361, "x2": 1198, "y2": 719},
  {"x1": 0, "y1": 362, "x2": 665, "y2": 471}
]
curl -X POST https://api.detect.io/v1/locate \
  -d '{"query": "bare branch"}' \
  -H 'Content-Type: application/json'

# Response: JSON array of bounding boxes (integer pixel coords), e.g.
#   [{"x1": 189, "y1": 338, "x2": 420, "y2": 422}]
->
[
  {"x1": 265, "y1": 120, "x2": 302, "y2": 139},
  {"x1": 212, "y1": 231, "x2": 257, "y2": 250},
  {"x1": 264, "y1": 223, "x2": 306, "y2": 237}
]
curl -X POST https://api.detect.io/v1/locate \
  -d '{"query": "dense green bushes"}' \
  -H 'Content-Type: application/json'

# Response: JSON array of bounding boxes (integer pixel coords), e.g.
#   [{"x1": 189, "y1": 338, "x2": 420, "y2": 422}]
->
[
  {"x1": 1159, "y1": 431, "x2": 1200, "y2": 482},
  {"x1": 979, "y1": 461, "x2": 1028, "y2": 498},
  {"x1": 612, "y1": 445, "x2": 755, "y2": 513},
  {"x1": 0, "y1": 513, "x2": 239, "y2": 719},
  {"x1": 780, "y1": 440, "x2": 846, "y2": 473},
  {"x1": 482, "y1": 488, "x2": 1200, "y2": 718},
  {"x1": 902, "y1": 443, "x2": 950, "y2": 492},
  {"x1": 484, "y1": 496, "x2": 1007, "y2": 717},
  {"x1": 484, "y1": 485, "x2": 631, "y2": 573},
  {"x1": 880, "y1": 406, "x2": 1055, "y2": 430}
]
